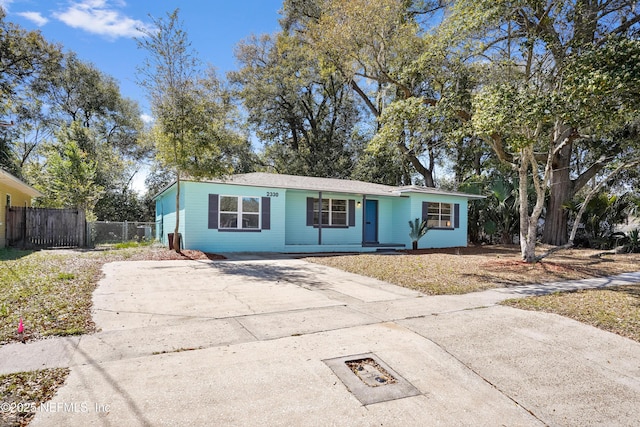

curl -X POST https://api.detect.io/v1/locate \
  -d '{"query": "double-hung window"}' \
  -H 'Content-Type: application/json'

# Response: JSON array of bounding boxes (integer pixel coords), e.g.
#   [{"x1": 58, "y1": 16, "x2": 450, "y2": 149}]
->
[
  {"x1": 427, "y1": 202, "x2": 453, "y2": 228},
  {"x1": 219, "y1": 196, "x2": 260, "y2": 230},
  {"x1": 313, "y1": 198, "x2": 347, "y2": 226}
]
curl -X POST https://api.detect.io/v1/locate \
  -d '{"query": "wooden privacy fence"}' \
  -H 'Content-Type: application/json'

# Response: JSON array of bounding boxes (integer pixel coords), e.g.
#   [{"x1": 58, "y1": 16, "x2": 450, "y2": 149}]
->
[{"x1": 6, "y1": 207, "x2": 86, "y2": 249}]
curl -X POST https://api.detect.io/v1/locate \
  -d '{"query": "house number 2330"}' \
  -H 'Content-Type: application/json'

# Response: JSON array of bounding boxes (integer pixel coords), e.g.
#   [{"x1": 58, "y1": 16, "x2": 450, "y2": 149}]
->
[{"x1": 267, "y1": 192, "x2": 279, "y2": 197}]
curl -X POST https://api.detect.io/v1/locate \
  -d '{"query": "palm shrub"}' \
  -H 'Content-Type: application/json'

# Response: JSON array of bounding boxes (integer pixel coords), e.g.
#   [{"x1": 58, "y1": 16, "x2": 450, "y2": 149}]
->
[
  {"x1": 408, "y1": 218, "x2": 429, "y2": 250},
  {"x1": 622, "y1": 229, "x2": 640, "y2": 253},
  {"x1": 566, "y1": 192, "x2": 636, "y2": 249}
]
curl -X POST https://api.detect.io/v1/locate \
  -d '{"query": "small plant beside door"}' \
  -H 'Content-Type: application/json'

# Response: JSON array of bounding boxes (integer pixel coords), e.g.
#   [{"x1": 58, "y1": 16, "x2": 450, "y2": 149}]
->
[{"x1": 409, "y1": 218, "x2": 429, "y2": 250}]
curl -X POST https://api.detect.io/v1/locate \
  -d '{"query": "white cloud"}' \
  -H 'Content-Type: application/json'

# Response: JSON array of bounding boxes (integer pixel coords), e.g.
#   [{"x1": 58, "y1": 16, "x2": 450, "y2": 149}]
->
[
  {"x1": 53, "y1": 0, "x2": 150, "y2": 39},
  {"x1": 0, "y1": 0, "x2": 14, "y2": 11},
  {"x1": 17, "y1": 11, "x2": 49, "y2": 26},
  {"x1": 140, "y1": 113, "x2": 154, "y2": 124}
]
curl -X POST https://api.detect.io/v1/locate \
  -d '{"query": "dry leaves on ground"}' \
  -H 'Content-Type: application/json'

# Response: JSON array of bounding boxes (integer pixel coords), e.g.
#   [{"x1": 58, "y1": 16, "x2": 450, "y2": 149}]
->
[
  {"x1": 504, "y1": 285, "x2": 640, "y2": 342},
  {"x1": 0, "y1": 368, "x2": 69, "y2": 427},
  {"x1": 305, "y1": 245, "x2": 640, "y2": 295}
]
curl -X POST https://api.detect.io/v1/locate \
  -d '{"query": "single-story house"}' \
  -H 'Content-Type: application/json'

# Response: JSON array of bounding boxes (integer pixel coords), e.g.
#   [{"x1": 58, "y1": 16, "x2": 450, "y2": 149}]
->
[
  {"x1": 0, "y1": 169, "x2": 44, "y2": 247},
  {"x1": 154, "y1": 172, "x2": 484, "y2": 253}
]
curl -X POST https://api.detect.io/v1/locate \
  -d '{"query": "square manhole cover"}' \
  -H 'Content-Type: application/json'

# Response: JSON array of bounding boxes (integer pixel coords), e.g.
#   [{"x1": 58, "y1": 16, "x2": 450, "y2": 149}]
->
[{"x1": 324, "y1": 353, "x2": 420, "y2": 405}]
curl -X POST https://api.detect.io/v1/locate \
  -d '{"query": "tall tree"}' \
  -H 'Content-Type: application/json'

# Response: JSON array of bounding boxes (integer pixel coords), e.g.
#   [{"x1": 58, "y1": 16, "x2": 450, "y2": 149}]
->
[
  {"x1": 438, "y1": 0, "x2": 640, "y2": 261},
  {"x1": 285, "y1": 0, "x2": 455, "y2": 186},
  {"x1": 231, "y1": 32, "x2": 359, "y2": 178},
  {"x1": 0, "y1": 8, "x2": 62, "y2": 174},
  {"x1": 137, "y1": 9, "x2": 245, "y2": 252},
  {"x1": 23, "y1": 52, "x2": 145, "y2": 218},
  {"x1": 29, "y1": 121, "x2": 104, "y2": 217}
]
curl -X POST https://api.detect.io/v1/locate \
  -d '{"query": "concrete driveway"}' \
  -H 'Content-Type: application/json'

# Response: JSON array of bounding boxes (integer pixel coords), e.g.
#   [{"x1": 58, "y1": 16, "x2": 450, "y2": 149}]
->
[{"x1": 2, "y1": 257, "x2": 640, "y2": 426}]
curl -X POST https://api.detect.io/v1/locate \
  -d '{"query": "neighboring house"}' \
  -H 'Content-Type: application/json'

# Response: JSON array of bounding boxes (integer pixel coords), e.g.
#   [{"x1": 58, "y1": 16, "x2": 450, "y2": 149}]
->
[
  {"x1": 154, "y1": 172, "x2": 484, "y2": 253},
  {"x1": 0, "y1": 169, "x2": 44, "y2": 247}
]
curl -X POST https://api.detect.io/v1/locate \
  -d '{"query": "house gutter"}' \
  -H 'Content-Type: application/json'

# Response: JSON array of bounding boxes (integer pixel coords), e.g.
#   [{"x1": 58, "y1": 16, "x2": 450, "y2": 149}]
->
[
  {"x1": 361, "y1": 194, "x2": 367, "y2": 246},
  {"x1": 317, "y1": 191, "x2": 322, "y2": 245}
]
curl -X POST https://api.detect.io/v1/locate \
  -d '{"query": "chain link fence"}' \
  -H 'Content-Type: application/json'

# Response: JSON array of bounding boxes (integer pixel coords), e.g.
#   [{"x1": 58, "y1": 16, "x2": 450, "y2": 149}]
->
[{"x1": 87, "y1": 221, "x2": 156, "y2": 246}]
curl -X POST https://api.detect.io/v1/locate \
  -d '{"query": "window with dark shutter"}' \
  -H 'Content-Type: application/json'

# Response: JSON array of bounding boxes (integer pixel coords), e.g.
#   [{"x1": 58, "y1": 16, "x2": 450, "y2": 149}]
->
[
  {"x1": 261, "y1": 197, "x2": 271, "y2": 230},
  {"x1": 306, "y1": 197, "x2": 314, "y2": 226},
  {"x1": 348, "y1": 200, "x2": 355, "y2": 226},
  {"x1": 307, "y1": 197, "x2": 351, "y2": 227},
  {"x1": 424, "y1": 202, "x2": 455, "y2": 228},
  {"x1": 454, "y1": 203, "x2": 460, "y2": 228},
  {"x1": 208, "y1": 194, "x2": 219, "y2": 229}
]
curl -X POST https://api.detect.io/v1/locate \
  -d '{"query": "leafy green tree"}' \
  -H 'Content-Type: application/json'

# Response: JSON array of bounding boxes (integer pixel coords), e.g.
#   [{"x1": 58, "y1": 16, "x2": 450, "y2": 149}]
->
[
  {"x1": 34, "y1": 52, "x2": 146, "y2": 193},
  {"x1": 0, "y1": 9, "x2": 61, "y2": 111},
  {"x1": 4, "y1": 44, "x2": 144, "y2": 218},
  {"x1": 137, "y1": 9, "x2": 246, "y2": 252},
  {"x1": 30, "y1": 122, "x2": 104, "y2": 218},
  {"x1": 231, "y1": 32, "x2": 359, "y2": 178},
  {"x1": 283, "y1": 0, "x2": 452, "y2": 186},
  {"x1": 439, "y1": 0, "x2": 640, "y2": 261},
  {"x1": 0, "y1": 8, "x2": 62, "y2": 173},
  {"x1": 94, "y1": 189, "x2": 146, "y2": 222},
  {"x1": 351, "y1": 131, "x2": 412, "y2": 186}
]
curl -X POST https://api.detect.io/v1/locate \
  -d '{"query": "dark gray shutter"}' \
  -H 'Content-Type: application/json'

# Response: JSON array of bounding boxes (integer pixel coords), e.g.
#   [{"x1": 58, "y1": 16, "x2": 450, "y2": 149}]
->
[
  {"x1": 306, "y1": 197, "x2": 314, "y2": 226},
  {"x1": 208, "y1": 194, "x2": 219, "y2": 229},
  {"x1": 422, "y1": 202, "x2": 429, "y2": 222},
  {"x1": 348, "y1": 200, "x2": 355, "y2": 226},
  {"x1": 454, "y1": 203, "x2": 460, "y2": 228},
  {"x1": 261, "y1": 197, "x2": 271, "y2": 230}
]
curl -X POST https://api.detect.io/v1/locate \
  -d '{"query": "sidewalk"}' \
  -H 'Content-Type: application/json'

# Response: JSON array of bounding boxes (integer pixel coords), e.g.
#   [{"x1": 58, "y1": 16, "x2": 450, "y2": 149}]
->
[
  {"x1": 1, "y1": 260, "x2": 639, "y2": 426},
  {"x1": 3, "y1": 270, "x2": 638, "y2": 376}
]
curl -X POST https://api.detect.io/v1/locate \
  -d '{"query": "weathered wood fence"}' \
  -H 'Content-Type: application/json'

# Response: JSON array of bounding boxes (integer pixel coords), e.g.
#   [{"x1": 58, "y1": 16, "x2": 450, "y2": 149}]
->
[{"x1": 6, "y1": 207, "x2": 86, "y2": 249}]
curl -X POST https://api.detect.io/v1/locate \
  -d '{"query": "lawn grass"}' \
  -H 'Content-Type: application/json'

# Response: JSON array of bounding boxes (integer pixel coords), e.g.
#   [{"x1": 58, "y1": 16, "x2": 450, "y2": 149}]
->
[
  {"x1": 0, "y1": 246, "x2": 217, "y2": 345},
  {"x1": 306, "y1": 245, "x2": 640, "y2": 342},
  {"x1": 0, "y1": 249, "x2": 103, "y2": 344},
  {"x1": 305, "y1": 245, "x2": 640, "y2": 295},
  {"x1": 107, "y1": 240, "x2": 154, "y2": 250},
  {"x1": 0, "y1": 245, "x2": 206, "y2": 426},
  {"x1": 0, "y1": 368, "x2": 69, "y2": 427},
  {"x1": 503, "y1": 285, "x2": 640, "y2": 342}
]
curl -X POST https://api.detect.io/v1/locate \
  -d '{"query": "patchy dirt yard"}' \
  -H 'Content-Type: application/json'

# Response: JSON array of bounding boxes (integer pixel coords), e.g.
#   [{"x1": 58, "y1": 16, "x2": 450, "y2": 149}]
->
[{"x1": 305, "y1": 245, "x2": 640, "y2": 295}]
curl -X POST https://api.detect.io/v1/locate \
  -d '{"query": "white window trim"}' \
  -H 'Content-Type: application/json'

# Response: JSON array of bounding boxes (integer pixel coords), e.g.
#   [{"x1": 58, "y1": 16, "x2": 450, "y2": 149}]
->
[
  {"x1": 219, "y1": 195, "x2": 261, "y2": 230},
  {"x1": 428, "y1": 202, "x2": 453, "y2": 228}
]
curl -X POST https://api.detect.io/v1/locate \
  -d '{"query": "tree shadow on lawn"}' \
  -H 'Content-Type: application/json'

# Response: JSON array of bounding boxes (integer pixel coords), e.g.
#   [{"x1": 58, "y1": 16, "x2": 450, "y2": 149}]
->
[
  {"x1": 0, "y1": 248, "x2": 35, "y2": 261},
  {"x1": 609, "y1": 284, "x2": 640, "y2": 306},
  {"x1": 402, "y1": 244, "x2": 521, "y2": 257}
]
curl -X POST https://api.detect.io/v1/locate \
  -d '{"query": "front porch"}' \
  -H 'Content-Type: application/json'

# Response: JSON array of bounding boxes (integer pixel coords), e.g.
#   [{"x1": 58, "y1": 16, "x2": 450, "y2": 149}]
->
[{"x1": 284, "y1": 242, "x2": 405, "y2": 253}]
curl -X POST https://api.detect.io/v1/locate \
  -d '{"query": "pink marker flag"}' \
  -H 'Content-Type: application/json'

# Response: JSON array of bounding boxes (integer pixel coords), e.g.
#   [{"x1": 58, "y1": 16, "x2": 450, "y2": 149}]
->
[{"x1": 17, "y1": 318, "x2": 24, "y2": 334}]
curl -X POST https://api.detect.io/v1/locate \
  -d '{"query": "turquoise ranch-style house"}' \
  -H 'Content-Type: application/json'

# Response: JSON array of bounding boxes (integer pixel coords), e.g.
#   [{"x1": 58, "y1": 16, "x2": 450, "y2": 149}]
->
[{"x1": 154, "y1": 172, "x2": 484, "y2": 253}]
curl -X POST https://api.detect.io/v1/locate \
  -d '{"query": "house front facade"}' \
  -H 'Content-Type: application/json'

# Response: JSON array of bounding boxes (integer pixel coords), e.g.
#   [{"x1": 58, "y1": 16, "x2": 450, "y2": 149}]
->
[
  {"x1": 155, "y1": 172, "x2": 484, "y2": 253},
  {"x1": 0, "y1": 169, "x2": 44, "y2": 247}
]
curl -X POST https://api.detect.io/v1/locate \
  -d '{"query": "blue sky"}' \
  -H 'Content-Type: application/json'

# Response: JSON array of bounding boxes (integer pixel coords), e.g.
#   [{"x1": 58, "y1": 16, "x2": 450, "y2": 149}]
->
[
  {"x1": 1, "y1": 0, "x2": 284, "y2": 191},
  {"x1": 1, "y1": 0, "x2": 284, "y2": 118}
]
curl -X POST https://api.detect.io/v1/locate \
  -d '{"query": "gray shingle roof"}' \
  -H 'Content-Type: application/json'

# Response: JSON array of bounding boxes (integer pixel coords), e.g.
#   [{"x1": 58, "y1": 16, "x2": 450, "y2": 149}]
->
[
  {"x1": 210, "y1": 172, "x2": 396, "y2": 196},
  {"x1": 202, "y1": 173, "x2": 484, "y2": 199},
  {"x1": 396, "y1": 185, "x2": 486, "y2": 199}
]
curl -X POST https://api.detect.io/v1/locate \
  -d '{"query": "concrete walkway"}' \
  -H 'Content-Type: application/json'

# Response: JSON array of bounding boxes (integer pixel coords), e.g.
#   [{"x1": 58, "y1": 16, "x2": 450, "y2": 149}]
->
[{"x1": 1, "y1": 258, "x2": 639, "y2": 426}]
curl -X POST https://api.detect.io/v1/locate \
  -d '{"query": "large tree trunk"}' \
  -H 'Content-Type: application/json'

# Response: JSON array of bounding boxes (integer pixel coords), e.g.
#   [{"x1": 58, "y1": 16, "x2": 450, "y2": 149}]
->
[
  {"x1": 519, "y1": 147, "x2": 547, "y2": 263},
  {"x1": 518, "y1": 159, "x2": 536, "y2": 262},
  {"x1": 542, "y1": 141, "x2": 572, "y2": 245}
]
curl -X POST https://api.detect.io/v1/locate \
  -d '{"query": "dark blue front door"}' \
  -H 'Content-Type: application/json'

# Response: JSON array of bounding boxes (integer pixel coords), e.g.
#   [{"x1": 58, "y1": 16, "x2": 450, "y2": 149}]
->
[{"x1": 364, "y1": 200, "x2": 378, "y2": 243}]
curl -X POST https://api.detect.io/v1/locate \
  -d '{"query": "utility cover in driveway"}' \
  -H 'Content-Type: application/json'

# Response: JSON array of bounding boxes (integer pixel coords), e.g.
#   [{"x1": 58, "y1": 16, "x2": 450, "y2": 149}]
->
[{"x1": 324, "y1": 352, "x2": 420, "y2": 405}]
